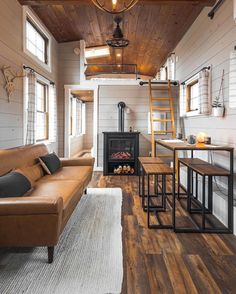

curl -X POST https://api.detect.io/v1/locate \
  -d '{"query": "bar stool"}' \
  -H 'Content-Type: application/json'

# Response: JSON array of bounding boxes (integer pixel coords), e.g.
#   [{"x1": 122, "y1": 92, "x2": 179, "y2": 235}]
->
[
  {"x1": 177, "y1": 158, "x2": 209, "y2": 207},
  {"x1": 176, "y1": 160, "x2": 231, "y2": 233},
  {"x1": 138, "y1": 156, "x2": 164, "y2": 197},
  {"x1": 142, "y1": 163, "x2": 174, "y2": 229}
]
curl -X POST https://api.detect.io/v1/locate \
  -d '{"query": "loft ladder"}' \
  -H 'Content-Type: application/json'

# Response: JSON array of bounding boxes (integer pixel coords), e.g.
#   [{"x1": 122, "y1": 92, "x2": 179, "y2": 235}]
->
[{"x1": 149, "y1": 80, "x2": 176, "y2": 157}]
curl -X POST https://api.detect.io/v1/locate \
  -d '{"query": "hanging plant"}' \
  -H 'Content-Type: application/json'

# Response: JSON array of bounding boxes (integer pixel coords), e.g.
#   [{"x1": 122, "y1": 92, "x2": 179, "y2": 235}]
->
[{"x1": 212, "y1": 69, "x2": 225, "y2": 117}]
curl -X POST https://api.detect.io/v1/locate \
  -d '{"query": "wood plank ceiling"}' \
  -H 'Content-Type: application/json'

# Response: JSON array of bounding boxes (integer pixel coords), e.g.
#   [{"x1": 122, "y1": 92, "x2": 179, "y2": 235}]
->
[
  {"x1": 18, "y1": 0, "x2": 215, "y2": 77},
  {"x1": 71, "y1": 90, "x2": 94, "y2": 102}
]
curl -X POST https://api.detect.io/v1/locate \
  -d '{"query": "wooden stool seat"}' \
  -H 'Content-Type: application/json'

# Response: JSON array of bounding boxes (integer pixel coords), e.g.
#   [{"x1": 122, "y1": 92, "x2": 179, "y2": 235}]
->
[
  {"x1": 178, "y1": 158, "x2": 209, "y2": 166},
  {"x1": 143, "y1": 163, "x2": 173, "y2": 175},
  {"x1": 138, "y1": 157, "x2": 164, "y2": 164},
  {"x1": 189, "y1": 163, "x2": 230, "y2": 176}
]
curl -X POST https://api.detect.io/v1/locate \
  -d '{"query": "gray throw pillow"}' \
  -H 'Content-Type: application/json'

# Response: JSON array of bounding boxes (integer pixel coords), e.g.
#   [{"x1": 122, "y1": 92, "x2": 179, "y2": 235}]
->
[
  {"x1": 0, "y1": 172, "x2": 31, "y2": 198},
  {"x1": 39, "y1": 153, "x2": 61, "y2": 175}
]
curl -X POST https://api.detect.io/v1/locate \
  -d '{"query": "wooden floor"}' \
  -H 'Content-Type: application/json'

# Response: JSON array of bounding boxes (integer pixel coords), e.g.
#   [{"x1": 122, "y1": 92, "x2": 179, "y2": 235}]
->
[{"x1": 89, "y1": 172, "x2": 236, "y2": 294}]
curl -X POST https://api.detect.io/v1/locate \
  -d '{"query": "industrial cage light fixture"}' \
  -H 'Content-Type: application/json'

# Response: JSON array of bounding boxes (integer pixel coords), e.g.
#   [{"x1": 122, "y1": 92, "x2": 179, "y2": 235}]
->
[
  {"x1": 106, "y1": 16, "x2": 129, "y2": 48},
  {"x1": 91, "y1": 0, "x2": 139, "y2": 14}
]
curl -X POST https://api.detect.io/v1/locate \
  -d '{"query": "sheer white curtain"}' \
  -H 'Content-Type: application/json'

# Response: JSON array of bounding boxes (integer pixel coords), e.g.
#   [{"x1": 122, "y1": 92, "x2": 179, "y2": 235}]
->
[
  {"x1": 179, "y1": 84, "x2": 186, "y2": 117},
  {"x1": 199, "y1": 68, "x2": 211, "y2": 114},
  {"x1": 49, "y1": 84, "x2": 57, "y2": 142},
  {"x1": 26, "y1": 71, "x2": 37, "y2": 145},
  {"x1": 229, "y1": 50, "x2": 236, "y2": 108}
]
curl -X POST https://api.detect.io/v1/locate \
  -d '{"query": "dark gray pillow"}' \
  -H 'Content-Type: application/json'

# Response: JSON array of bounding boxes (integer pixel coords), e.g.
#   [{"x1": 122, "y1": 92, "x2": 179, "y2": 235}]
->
[
  {"x1": 0, "y1": 172, "x2": 31, "y2": 198},
  {"x1": 39, "y1": 153, "x2": 61, "y2": 175}
]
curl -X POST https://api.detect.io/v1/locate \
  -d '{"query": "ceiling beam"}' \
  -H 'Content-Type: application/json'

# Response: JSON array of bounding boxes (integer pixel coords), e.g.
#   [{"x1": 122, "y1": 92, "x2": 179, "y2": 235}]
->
[{"x1": 18, "y1": 0, "x2": 216, "y2": 7}]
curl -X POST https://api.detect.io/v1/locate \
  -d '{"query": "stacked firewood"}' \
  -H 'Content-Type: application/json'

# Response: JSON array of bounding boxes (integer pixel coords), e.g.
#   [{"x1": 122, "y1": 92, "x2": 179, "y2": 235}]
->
[{"x1": 114, "y1": 165, "x2": 135, "y2": 175}]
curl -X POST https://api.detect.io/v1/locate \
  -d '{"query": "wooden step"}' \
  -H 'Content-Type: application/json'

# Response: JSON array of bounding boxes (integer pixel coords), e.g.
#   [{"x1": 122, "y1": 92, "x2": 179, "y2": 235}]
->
[
  {"x1": 151, "y1": 87, "x2": 169, "y2": 91},
  {"x1": 152, "y1": 107, "x2": 171, "y2": 111},
  {"x1": 157, "y1": 154, "x2": 173, "y2": 158},
  {"x1": 154, "y1": 130, "x2": 174, "y2": 134},
  {"x1": 152, "y1": 97, "x2": 170, "y2": 101},
  {"x1": 151, "y1": 118, "x2": 172, "y2": 122}
]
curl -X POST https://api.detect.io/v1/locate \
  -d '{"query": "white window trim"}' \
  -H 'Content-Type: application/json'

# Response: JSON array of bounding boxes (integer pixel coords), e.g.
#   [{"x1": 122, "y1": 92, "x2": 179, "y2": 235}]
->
[{"x1": 23, "y1": 6, "x2": 52, "y2": 72}]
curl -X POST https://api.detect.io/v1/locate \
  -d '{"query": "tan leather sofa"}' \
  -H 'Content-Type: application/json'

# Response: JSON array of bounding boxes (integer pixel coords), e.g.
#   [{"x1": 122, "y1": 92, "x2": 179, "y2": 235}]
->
[{"x1": 0, "y1": 144, "x2": 94, "y2": 263}]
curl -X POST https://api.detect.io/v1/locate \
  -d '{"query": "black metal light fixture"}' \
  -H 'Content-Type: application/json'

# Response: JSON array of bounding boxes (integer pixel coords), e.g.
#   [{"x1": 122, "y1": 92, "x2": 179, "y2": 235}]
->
[
  {"x1": 91, "y1": 0, "x2": 138, "y2": 14},
  {"x1": 106, "y1": 17, "x2": 129, "y2": 48}
]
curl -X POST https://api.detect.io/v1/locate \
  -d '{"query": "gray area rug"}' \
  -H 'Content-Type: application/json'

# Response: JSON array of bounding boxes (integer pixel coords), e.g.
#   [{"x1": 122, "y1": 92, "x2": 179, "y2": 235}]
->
[{"x1": 0, "y1": 188, "x2": 123, "y2": 294}]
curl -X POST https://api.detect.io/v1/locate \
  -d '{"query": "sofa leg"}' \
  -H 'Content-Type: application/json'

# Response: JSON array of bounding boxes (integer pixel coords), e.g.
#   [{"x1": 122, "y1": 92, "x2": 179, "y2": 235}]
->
[
  {"x1": 48, "y1": 246, "x2": 54, "y2": 264},
  {"x1": 84, "y1": 189, "x2": 87, "y2": 195}
]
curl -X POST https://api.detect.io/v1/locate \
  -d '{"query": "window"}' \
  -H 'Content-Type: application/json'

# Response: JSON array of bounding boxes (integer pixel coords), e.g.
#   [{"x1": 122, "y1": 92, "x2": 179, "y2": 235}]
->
[
  {"x1": 26, "y1": 18, "x2": 48, "y2": 64},
  {"x1": 23, "y1": 7, "x2": 51, "y2": 71},
  {"x1": 70, "y1": 97, "x2": 76, "y2": 136},
  {"x1": 36, "y1": 81, "x2": 48, "y2": 141},
  {"x1": 26, "y1": 19, "x2": 48, "y2": 64},
  {"x1": 85, "y1": 46, "x2": 110, "y2": 59},
  {"x1": 186, "y1": 79, "x2": 199, "y2": 112},
  {"x1": 69, "y1": 97, "x2": 85, "y2": 136}
]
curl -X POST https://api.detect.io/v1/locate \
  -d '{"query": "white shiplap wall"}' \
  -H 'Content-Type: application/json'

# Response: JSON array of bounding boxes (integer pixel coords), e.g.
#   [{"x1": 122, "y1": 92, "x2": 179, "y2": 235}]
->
[
  {"x1": 98, "y1": 85, "x2": 150, "y2": 167},
  {"x1": 175, "y1": 0, "x2": 236, "y2": 180},
  {"x1": 174, "y1": 0, "x2": 236, "y2": 229},
  {"x1": 97, "y1": 85, "x2": 179, "y2": 167},
  {"x1": 0, "y1": 0, "x2": 58, "y2": 152},
  {"x1": 58, "y1": 41, "x2": 81, "y2": 156}
]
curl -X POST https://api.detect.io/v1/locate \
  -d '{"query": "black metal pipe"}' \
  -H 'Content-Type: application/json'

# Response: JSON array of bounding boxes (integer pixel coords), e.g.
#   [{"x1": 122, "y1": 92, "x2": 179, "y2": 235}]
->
[
  {"x1": 208, "y1": 0, "x2": 225, "y2": 20},
  {"x1": 118, "y1": 101, "x2": 126, "y2": 132},
  {"x1": 139, "y1": 80, "x2": 178, "y2": 86},
  {"x1": 23, "y1": 65, "x2": 55, "y2": 85},
  {"x1": 181, "y1": 66, "x2": 211, "y2": 85}
]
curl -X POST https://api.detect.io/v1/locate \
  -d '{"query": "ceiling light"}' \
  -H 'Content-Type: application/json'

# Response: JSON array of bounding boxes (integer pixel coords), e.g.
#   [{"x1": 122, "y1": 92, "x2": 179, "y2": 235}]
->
[
  {"x1": 106, "y1": 17, "x2": 129, "y2": 48},
  {"x1": 117, "y1": 53, "x2": 121, "y2": 57},
  {"x1": 91, "y1": 0, "x2": 138, "y2": 14},
  {"x1": 85, "y1": 46, "x2": 110, "y2": 59}
]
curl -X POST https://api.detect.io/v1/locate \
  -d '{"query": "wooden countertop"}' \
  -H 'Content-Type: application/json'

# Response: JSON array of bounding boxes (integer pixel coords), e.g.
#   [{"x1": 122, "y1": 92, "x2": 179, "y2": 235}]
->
[{"x1": 155, "y1": 139, "x2": 234, "y2": 151}]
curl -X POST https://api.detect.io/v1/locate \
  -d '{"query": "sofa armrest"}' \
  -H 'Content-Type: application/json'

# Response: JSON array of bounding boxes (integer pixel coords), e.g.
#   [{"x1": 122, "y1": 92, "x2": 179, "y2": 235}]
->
[
  {"x1": 0, "y1": 196, "x2": 63, "y2": 216},
  {"x1": 60, "y1": 157, "x2": 95, "y2": 167}
]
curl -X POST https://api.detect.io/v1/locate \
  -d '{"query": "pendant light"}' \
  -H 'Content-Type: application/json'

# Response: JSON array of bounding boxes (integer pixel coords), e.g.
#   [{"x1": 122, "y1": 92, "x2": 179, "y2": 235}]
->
[
  {"x1": 91, "y1": 0, "x2": 138, "y2": 14},
  {"x1": 106, "y1": 17, "x2": 129, "y2": 48}
]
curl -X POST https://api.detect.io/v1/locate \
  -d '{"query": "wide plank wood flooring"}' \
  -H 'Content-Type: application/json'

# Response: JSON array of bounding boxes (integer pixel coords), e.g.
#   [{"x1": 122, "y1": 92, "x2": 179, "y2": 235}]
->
[{"x1": 89, "y1": 172, "x2": 236, "y2": 294}]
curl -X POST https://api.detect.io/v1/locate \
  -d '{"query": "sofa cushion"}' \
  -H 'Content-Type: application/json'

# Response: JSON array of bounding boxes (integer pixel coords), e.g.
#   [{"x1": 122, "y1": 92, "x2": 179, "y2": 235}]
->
[
  {"x1": 15, "y1": 164, "x2": 44, "y2": 186},
  {"x1": 0, "y1": 144, "x2": 48, "y2": 177},
  {"x1": 30, "y1": 179, "x2": 84, "y2": 229},
  {"x1": 41, "y1": 166, "x2": 93, "y2": 188},
  {"x1": 39, "y1": 153, "x2": 61, "y2": 175},
  {"x1": 0, "y1": 172, "x2": 31, "y2": 198},
  {"x1": 30, "y1": 180, "x2": 83, "y2": 209}
]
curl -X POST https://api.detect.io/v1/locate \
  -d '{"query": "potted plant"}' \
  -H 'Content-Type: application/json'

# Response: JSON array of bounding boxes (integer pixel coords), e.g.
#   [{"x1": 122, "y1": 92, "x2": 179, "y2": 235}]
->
[
  {"x1": 212, "y1": 69, "x2": 225, "y2": 117},
  {"x1": 212, "y1": 96, "x2": 225, "y2": 117}
]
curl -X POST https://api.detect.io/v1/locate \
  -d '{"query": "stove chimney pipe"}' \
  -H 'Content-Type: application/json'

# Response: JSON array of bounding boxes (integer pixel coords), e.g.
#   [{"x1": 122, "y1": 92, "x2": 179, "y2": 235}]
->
[{"x1": 118, "y1": 101, "x2": 126, "y2": 132}]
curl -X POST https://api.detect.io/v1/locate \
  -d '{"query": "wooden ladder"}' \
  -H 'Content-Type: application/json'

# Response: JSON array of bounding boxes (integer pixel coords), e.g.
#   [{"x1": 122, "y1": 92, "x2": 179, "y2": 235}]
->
[{"x1": 149, "y1": 80, "x2": 176, "y2": 157}]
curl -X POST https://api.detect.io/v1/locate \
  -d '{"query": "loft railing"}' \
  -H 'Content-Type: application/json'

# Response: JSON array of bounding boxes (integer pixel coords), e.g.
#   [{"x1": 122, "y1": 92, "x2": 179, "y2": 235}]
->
[{"x1": 84, "y1": 63, "x2": 138, "y2": 80}]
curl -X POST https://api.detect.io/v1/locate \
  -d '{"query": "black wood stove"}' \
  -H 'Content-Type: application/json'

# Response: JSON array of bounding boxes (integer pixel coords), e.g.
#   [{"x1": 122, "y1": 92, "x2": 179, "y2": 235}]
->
[{"x1": 103, "y1": 101, "x2": 140, "y2": 176}]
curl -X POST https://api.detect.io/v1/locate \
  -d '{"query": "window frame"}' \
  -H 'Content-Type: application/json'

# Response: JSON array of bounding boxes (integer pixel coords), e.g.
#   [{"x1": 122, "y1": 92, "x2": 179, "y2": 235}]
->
[
  {"x1": 184, "y1": 73, "x2": 201, "y2": 117},
  {"x1": 23, "y1": 7, "x2": 51, "y2": 72},
  {"x1": 186, "y1": 79, "x2": 200, "y2": 113},
  {"x1": 69, "y1": 97, "x2": 85, "y2": 137},
  {"x1": 36, "y1": 80, "x2": 49, "y2": 142}
]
